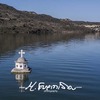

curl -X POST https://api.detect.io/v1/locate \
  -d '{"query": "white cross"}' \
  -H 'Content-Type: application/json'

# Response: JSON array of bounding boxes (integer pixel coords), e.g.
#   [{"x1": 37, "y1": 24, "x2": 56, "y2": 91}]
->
[{"x1": 19, "y1": 50, "x2": 25, "y2": 57}]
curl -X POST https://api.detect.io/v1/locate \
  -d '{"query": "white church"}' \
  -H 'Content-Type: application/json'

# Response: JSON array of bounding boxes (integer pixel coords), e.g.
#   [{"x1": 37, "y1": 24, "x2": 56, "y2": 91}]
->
[{"x1": 11, "y1": 50, "x2": 31, "y2": 73}]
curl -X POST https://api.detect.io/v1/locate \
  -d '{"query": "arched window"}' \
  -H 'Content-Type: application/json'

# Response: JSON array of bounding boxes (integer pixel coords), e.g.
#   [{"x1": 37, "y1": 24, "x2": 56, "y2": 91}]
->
[{"x1": 20, "y1": 65, "x2": 22, "y2": 68}]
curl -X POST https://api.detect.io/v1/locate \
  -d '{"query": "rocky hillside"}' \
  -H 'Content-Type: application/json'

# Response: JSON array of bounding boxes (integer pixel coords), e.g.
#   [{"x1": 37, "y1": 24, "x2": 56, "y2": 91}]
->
[{"x1": 0, "y1": 3, "x2": 92, "y2": 35}]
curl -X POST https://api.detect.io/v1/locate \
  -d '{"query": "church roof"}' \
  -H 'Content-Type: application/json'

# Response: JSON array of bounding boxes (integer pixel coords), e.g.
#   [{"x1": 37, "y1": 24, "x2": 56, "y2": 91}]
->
[{"x1": 16, "y1": 57, "x2": 27, "y2": 63}]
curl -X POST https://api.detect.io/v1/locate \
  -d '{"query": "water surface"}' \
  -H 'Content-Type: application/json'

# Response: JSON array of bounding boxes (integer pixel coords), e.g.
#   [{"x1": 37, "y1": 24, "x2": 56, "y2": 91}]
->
[{"x1": 0, "y1": 33, "x2": 100, "y2": 100}]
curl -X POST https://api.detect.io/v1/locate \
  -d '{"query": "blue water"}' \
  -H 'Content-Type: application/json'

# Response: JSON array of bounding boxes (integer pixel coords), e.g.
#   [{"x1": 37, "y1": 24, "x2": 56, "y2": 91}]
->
[{"x1": 0, "y1": 33, "x2": 100, "y2": 100}]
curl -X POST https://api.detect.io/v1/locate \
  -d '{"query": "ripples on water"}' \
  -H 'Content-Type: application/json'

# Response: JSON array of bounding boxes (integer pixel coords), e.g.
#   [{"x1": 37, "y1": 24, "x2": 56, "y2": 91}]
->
[{"x1": 0, "y1": 33, "x2": 100, "y2": 100}]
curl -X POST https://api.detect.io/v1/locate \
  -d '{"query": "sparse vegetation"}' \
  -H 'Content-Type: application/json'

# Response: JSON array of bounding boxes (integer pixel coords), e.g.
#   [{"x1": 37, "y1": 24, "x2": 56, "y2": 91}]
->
[{"x1": 0, "y1": 3, "x2": 95, "y2": 35}]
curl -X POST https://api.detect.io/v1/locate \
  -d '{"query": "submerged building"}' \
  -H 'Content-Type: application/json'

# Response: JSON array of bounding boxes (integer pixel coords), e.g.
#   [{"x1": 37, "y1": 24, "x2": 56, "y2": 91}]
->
[{"x1": 11, "y1": 50, "x2": 31, "y2": 73}]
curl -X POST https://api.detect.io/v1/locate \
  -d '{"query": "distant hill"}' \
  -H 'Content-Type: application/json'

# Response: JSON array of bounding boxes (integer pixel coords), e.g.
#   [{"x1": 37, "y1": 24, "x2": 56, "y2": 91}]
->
[{"x1": 0, "y1": 3, "x2": 95, "y2": 35}]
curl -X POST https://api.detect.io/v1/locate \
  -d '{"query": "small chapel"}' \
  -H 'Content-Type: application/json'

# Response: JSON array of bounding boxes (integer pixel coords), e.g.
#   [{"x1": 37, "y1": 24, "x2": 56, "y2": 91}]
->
[{"x1": 11, "y1": 50, "x2": 31, "y2": 73}]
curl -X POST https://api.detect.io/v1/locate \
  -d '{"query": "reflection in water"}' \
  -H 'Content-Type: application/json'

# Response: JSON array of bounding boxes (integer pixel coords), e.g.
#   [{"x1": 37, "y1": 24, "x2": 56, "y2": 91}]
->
[
  {"x1": 0, "y1": 33, "x2": 100, "y2": 56},
  {"x1": 14, "y1": 73, "x2": 29, "y2": 92},
  {"x1": 0, "y1": 33, "x2": 96, "y2": 54},
  {"x1": 85, "y1": 32, "x2": 100, "y2": 40}
]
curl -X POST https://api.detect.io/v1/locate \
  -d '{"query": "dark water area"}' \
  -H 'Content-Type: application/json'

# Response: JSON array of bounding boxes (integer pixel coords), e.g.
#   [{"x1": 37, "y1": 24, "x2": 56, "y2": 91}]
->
[{"x1": 0, "y1": 33, "x2": 100, "y2": 100}]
